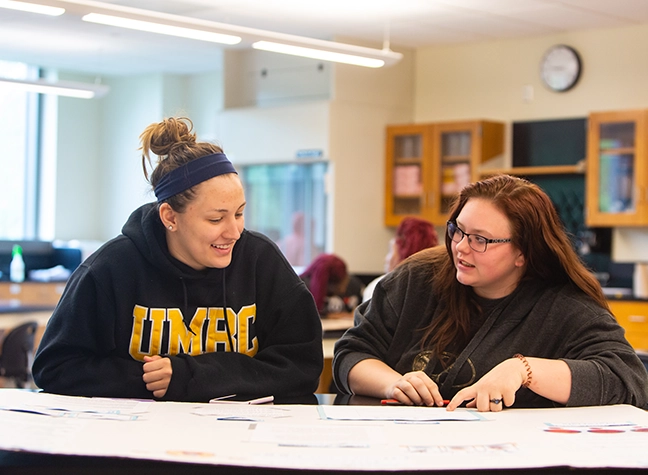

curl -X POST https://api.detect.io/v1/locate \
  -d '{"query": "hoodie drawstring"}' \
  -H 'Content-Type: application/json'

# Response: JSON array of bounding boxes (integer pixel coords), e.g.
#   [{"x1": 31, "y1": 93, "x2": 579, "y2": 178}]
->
[
  {"x1": 178, "y1": 273, "x2": 234, "y2": 350},
  {"x1": 179, "y1": 277, "x2": 196, "y2": 336},
  {"x1": 222, "y1": 269, "x2": 235, "y2": 351}
]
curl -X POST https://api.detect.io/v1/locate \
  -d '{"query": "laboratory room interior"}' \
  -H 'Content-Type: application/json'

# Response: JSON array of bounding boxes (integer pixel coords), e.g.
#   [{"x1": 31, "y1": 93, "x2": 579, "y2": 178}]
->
[{"x1": 1, "y1": 0, "x2": 648, "y2": 387}]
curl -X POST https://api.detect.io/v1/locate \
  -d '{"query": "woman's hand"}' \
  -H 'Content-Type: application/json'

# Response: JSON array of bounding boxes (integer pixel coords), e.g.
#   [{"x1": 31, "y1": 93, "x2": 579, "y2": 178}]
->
[
  {"x1": 348, "y1": 360, "x2": 446, "y2": 406},
  {"x1": 446, "y1": 356, "x2": 571, "y2": 412},
  {"x1": 142, "y1": 355, "x2": 173, "y2": 398},
  {"x1": 446, "y1": 357, "x2": 526, "y2": 412},
  {"x1": 387, "y1": 370, "x2": 445, "y2": 406}
]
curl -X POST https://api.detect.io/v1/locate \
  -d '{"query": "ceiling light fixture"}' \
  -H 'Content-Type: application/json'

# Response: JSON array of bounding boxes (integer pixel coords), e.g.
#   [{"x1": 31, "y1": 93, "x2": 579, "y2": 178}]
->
[
  {"x1": 252, "y1": 41, "x2": 389, "y2": 68},
  {"x1": 0, "y1": 0, "x2": 64, "y2": 15},
  {"x1": 5, "y1": 0, "x2": 402, "y2": 67},
  {"x1": 82, "y1": 13, "x2": 241, "y2": 45},
  {"x1": 0, "y1": 77, "x2": 110, "y2": 99}
]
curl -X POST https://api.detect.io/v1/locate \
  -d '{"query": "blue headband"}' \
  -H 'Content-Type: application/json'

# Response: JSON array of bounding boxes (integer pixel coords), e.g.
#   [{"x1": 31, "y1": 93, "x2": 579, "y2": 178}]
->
[{"x1": 154, "y1": 152, "x2": 237, "y2": 202}]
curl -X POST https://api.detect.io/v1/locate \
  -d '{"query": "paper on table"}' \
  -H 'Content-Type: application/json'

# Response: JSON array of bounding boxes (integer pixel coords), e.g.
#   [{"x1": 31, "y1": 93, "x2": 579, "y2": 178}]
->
[
  {"x1": 318, "y1": 405, "x2": 486, "y2": 422},
  {"x1": 192, "y1": 405, "x2": 289, "y2": 421},
  {"x1": 2, "y1": 407, "x2": 143, "y2": 421},
  {"x1": 0, "y1": 391, "x2": 152, "y2": 416}
]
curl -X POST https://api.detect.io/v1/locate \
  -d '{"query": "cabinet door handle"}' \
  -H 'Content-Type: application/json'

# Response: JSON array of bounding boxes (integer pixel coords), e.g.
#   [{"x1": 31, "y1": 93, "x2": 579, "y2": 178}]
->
[{"x1": 628, "y1": 315, "x2": 647, "y2": 323}]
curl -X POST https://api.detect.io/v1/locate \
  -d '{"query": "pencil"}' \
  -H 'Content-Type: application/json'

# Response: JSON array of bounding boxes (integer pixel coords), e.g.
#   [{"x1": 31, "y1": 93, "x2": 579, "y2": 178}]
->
[{"x1": 380, "y1": 398, "x2": 450, "y2": 405}]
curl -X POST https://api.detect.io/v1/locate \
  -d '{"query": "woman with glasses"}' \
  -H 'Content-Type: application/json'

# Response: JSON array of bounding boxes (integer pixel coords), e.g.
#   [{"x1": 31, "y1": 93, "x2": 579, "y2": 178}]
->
[{"x1": 333, "y1": 174, "x2": 648, "y2": 411}]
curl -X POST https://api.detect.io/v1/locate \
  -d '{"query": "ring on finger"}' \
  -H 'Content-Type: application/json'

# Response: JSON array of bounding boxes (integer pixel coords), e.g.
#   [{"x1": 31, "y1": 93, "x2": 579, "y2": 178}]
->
[{"x1": 489, "y1": 398, "x2": 502, "y2": 405}]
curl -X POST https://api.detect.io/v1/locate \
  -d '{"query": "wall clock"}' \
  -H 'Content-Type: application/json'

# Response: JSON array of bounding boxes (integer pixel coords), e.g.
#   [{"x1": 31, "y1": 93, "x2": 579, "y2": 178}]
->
[{"x1": 540, "y1": 45, "x2": 582, "y2": 92}]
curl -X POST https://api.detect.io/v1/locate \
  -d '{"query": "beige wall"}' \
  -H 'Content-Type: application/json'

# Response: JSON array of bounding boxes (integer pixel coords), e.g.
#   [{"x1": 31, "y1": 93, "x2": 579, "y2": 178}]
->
[
  {"x1": 329, "y1": 46, "x2": 415, "y2": 273},
  {"x1": 52, "y1": 23, "x2": 648, "y2": 274},
  {"x1": 415, "y1": 23, "x2": 648, "y2": 165},
  {"x1": 414, "y1": 23, "x2": 648, "y2": 268},
  {"x1": 218, "y1": 101, "x2": 331, "y2": 163}
]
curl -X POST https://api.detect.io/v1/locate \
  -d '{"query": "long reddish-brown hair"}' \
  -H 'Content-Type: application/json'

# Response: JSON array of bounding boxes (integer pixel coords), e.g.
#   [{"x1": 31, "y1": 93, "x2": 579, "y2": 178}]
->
[{"x1": 417, "y1": 174, "x2": 607, "y2": 359}]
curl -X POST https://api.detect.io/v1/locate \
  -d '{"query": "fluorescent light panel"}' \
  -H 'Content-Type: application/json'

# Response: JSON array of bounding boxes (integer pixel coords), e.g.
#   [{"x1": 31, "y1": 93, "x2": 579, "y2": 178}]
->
[
  {"x1": 253, "y1": 41, "x2": 385, "y2": 68},
  {"x1": 0, "y1": 77, "x2": 109, "y2": 99},
  {"x1": 82, "y1": 13, "x2": 241, "y2": 45},
  {"x1": 0, "y1": 0, "x2": 63, "y2": 15},
  {"x1": 3, "y1": 0, "x2": 402, "y2": 68}
]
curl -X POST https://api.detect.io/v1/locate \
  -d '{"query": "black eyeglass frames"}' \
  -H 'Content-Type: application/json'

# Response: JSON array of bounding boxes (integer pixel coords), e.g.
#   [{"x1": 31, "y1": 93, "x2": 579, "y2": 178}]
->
[{"x1": 446, "y1": 221, "x2": 512, "y2": 253}]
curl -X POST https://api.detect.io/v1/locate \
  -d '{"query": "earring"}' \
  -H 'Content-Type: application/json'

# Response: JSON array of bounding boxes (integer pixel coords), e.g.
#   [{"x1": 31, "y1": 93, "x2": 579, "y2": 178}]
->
[{"x1": 168, "y1": 225, "x2": 173, "y2": 230}]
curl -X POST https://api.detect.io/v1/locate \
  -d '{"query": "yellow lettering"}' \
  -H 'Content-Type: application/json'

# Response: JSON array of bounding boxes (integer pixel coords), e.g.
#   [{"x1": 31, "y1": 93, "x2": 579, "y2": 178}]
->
[
  {"x1": 167, "y1": 308, "x2": 205, "y2": 355},
  {"x1": 129, "y1": 304, "x2": 258, "y2": 360},
  {"x1": 205, "y1": 307, "x2": 238, "y2": 352},
  {"x1": 237, "y1": 304, "x2": 258, "y2": 356},
  {"x1": 148, "y1": 308, "x2": 166, "y2": 355},
  {"x1": 129, "y1": 305, "x2": 148, "y2": 361}
]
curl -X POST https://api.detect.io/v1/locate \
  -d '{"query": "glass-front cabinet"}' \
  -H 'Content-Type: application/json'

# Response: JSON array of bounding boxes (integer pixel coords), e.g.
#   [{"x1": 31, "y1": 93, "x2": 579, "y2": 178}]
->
[
  {"x1": 384, "y1": 124, "x2": 433, "y2": 227},
  {"x1": 586, "y1": 110, "x2": 648, "y2": 226},
  {"x1": 385, "y1": 121, "x2": 504, "y2": 226}
]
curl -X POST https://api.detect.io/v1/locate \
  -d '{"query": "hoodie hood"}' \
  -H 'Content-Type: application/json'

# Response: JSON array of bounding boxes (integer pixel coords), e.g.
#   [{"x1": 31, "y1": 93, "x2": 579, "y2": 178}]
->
[
  {"x1": 121, "y1": 202, "x2": 235, "y2": 343},
  {"x1": 121, "y1": 202, "x2": 227, "y2": 282}
]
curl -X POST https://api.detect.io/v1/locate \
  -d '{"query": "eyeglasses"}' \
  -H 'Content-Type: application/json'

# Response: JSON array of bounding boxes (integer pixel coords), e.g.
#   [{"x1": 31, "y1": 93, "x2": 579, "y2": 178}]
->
[{"x1": 446, "y1": 221, "x2": 512, "y2": 253}]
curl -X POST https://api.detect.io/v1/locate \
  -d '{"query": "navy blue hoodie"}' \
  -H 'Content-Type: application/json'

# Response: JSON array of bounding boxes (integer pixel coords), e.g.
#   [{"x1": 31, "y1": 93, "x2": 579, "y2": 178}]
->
[{"x1": 33, "y1": 203, "x2": 323, "y2": 402}]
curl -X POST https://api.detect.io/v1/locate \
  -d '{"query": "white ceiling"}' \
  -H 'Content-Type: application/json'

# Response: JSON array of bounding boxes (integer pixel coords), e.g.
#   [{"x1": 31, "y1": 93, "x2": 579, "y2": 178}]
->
[{"x1": 1, "y1": 0, "x2": 648, "y2": 76}]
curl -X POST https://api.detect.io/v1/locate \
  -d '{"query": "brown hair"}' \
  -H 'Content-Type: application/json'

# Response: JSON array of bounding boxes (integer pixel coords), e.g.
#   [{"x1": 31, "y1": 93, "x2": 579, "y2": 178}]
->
[
  {"x1": 140, "y1": 117, "x2": 224, "y2": 212},
  {"x1": 418, "y1": 174, "x2": 607, "y2": 359}
]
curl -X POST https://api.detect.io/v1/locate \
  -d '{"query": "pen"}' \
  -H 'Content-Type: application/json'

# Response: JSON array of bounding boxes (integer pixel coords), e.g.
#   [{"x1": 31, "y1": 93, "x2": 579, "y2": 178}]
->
[
  {"x1": 247, "y1": 395, "x2": 274, "y2": 405},
  {"x1": 380, "y1": 399, "x2": 450, "y2": 405},
  {"x1": 209, "y1": 394, "x2": 237, "y2": 402},
  {"x1": 209, "y1": 395, "x2": 274, "y2": 404}
]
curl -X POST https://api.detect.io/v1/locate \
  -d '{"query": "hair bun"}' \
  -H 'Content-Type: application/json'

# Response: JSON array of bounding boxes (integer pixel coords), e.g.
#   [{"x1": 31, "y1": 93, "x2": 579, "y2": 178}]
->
[{"x1": 148, "y1": 117, "x2": 196, "y2": 157}]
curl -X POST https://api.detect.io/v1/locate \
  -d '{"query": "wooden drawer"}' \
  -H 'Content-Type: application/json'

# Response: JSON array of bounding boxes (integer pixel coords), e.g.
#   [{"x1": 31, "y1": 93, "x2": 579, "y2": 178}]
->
[
  {"x1": 608, "y1": 301, "x2": 648, "y2": 351},
  {"x1": 0, "y1": 282, "x2": 65, "y2": 307}
]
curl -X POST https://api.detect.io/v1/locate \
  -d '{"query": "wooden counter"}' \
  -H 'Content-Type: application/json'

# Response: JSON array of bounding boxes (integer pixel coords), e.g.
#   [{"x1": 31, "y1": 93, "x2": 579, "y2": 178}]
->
[
  {"x1": 0, "y1": 281, "x2": 65, "y2": 309},
  {"x1": 318, "y1": 312, "x2": 354, "y2": 393}
]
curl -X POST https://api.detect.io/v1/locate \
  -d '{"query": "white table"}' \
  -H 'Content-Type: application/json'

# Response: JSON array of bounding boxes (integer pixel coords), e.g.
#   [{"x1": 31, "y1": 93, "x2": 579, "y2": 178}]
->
[{"x1": 0, "y1": 389, "x2": 647, "y2": 473}]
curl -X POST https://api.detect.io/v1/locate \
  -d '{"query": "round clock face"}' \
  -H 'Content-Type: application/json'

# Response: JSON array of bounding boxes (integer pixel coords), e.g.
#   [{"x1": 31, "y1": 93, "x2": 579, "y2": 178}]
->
[{"x1": 540, "y1": 45, "x2": 582, "y2": 92}]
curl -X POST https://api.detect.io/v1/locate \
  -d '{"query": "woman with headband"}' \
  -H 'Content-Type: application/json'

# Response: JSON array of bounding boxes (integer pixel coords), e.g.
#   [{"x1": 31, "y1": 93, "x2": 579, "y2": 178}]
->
[{"x1": 33, "y1": 117, "x2": 323, "y2": 402}]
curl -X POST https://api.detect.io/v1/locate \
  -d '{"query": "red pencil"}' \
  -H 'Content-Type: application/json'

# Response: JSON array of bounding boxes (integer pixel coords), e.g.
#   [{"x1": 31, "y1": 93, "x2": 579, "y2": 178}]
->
[{"x1": 381, "y1": 398, "x2": 450, "y2": 405}]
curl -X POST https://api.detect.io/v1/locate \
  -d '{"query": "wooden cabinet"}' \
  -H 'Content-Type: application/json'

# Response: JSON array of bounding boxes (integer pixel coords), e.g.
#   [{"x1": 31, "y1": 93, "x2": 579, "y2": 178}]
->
[
  {"x1": 0, "y1": 282, "x2": 65, "y2": 308},
  {"x1": 385, "y1": 120, "x2": 504, "y2": 226},
  {"x1": 586, "y1": 110, "x2": 648, "y2": 226},
  {"x1": 432, "y1": 121, "x2": 505, "y2": 224},
  {"x1": 384, "y1": 124, "x2": 433, "y2": 227},
  {"x1": 608, "y1": 300, "x2": 648, "y2": 351}
]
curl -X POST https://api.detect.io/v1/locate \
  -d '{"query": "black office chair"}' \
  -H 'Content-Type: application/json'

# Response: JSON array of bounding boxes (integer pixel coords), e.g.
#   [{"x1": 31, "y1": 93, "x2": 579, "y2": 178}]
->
[
  {"x1": 0, "y1": 321, "x2": 38, "y2": 388},
  {"x1": 638, "y1": 352, "x2": 648, "y2": 372}
]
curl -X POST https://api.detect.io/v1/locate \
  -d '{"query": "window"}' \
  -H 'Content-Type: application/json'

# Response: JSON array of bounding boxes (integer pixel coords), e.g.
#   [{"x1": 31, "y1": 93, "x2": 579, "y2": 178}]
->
[
  {"x1": 0, "y1": 61, "x2": 40, "y2": 240},
  {"x1": 240, "y1": 161, "x2": 328, "y2": 270}
]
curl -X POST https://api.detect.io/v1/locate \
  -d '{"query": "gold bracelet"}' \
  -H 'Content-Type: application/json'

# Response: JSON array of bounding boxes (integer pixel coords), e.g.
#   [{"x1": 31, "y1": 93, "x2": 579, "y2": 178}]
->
[{"x1": 514, "y1": 353, "x2": 532, "y2": 388}]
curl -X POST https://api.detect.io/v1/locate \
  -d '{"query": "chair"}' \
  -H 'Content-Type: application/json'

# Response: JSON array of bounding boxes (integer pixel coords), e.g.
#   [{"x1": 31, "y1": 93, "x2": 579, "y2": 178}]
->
[
  {"x1": 638, "y1": 351, "x2": 648, "y2": 372},
  {"x1": 0, "y1": 321, "x2": 38, "y2": 388}
]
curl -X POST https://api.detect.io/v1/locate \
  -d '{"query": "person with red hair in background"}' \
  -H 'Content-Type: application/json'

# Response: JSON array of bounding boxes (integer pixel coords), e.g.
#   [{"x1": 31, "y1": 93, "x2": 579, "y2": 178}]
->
[
  {"x1": 363, "y1": 217, "x2": 439, "y2": 302},
  {"x1": 300, "y1": 254, "x2": 365, "y2": 316}
]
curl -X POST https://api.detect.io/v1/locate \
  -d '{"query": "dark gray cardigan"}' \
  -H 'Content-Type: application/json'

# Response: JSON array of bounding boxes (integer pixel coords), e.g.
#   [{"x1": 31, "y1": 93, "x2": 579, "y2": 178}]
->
[{"x1": 333, "y1": 256, "x2": 648, "y2": 408}]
